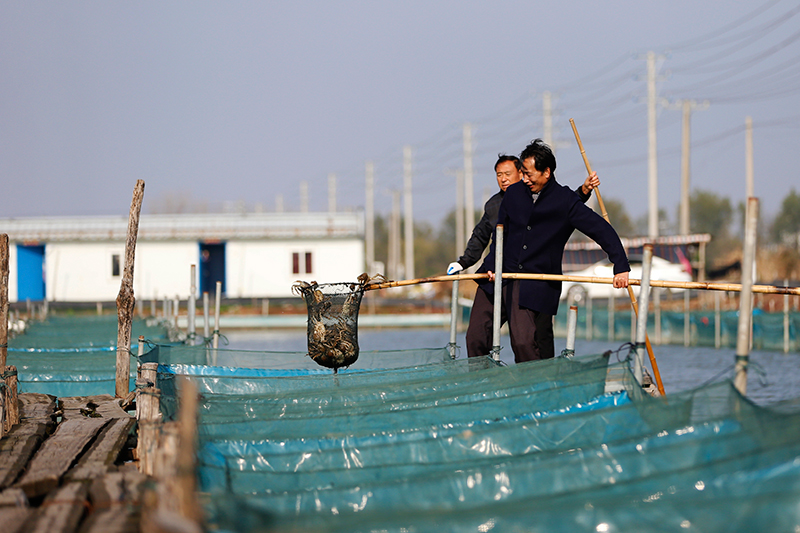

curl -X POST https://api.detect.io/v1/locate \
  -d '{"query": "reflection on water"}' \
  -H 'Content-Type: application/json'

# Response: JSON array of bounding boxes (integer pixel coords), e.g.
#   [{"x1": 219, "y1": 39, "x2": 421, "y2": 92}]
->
[{"x1": 224, "y1": 328, "x2": 800, "y2": 406}]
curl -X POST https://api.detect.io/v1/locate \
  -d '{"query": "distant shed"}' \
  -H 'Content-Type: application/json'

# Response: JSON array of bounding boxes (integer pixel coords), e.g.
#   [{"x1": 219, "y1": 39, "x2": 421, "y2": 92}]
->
[{"x1": 0, "y1": 212, "x2": 365, "y2": 303}]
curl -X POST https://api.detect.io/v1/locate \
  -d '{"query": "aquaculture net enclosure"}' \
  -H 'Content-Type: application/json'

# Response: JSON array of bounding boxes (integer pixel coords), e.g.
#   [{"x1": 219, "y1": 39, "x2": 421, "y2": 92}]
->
[{"x1": 294, "y1": 281, "x2": 365, "y2": 372}]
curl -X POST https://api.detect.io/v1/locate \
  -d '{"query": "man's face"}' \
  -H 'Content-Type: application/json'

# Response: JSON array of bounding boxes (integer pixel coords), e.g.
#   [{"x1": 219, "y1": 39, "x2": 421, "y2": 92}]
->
[
  {"x1": 495, "y1": 161, "x2": 522, "y2": 192},
  {"x1": 521, "y1": 157, "x2": 551, "y2": 193}
]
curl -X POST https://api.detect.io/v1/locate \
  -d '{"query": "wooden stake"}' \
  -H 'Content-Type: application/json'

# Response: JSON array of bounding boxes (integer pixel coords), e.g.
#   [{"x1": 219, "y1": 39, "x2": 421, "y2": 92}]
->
[
  {"x1": 116, "y1": 180, "x2": 145, "y2": 398},
  {"x1": 570, "y1": 118, "x2": 665, "y2": 395},
  {"x1": 0, "y1": 234, "x2": 9, "y2": 438}
]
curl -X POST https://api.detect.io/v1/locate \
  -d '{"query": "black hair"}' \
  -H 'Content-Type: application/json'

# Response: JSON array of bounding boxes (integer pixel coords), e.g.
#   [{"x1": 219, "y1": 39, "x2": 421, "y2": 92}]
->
[
  {"x1": 519, "y1": 139, "x2": 556, "y2": 178},
  {"x1": 494, "y1": 154, "x2": 521, "y2": 172}
]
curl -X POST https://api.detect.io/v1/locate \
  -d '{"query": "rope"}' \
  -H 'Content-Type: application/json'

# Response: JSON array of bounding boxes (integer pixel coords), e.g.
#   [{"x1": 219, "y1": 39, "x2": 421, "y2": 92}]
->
[
  {"x1": 560, "y1": 348, "x2": 575, "y2": 358},
  {"x1": 1, "y1": 369, "x2": 18, "y2": 378}
]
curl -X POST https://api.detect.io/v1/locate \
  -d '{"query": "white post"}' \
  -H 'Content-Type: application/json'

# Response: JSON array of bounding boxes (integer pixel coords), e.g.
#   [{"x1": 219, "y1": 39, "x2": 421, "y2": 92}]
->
[
  {"x1": 565, "y1": 305, "x2": 578, "y2": 357},
  {"x1": 403, "y1": 145, "x2": 415, "y2": 281},
  {"x1": 491, "y1": 225, "x2": 503, "y2": 361},
  {"x1": 448, "y1": 279, "x2": 459, "y2": 359},
  {"x1": 586, "y1": 293, "x2": 593, "y2": 341},
  {"x1": 213, "y1": 281, "x2": 221, "y2": 351},
  {"x1": 735, "y1": 198, "x2": 758, "y2": 395},
  {"x1": 684, "y1": 290, "x2": 691, "y2": 347},
  {"x1": 455, "y1": 170, "x2": 465, "y2": 257},
  {"x1": 785, "y1": 279, "x2": 790, "y2": 354},
  {"x1": 173, "y1": 295, "x2": 179, "y2": 330},
  {"x1": 608, "y1": 290, "x2": 615, "y2": 342},
  {"x1": 188, "y1": 265, "x2": 196, "y2": 346},
  {"x1": 745, "y1": 117, "x2": 754, "y2": 199},
  {"x1": 635, "y1": 244, "x2": 654, "y2": 385},
  {"x1": 203, "y1": 292, "x2": 210, "y2": 340},
  {"x1": 715, "y1": 290, "x2": 721, "y2": 349}
]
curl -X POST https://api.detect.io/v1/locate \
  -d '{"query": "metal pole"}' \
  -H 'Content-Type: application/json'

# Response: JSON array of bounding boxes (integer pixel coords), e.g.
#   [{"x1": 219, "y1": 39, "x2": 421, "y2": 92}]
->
[
  {"x1": 202, "y1": 292, "x2": 210, "y2": 340},
  {"x1": 715, "y1": 290, "x2": 721, "y2": 349},
  {"x1": 491, "y1": 224, "x2": 504, "y2": 361},
  {"x1": 586, "y1": 293, "x2": 593, "y2": 341},
  {"x1": 647, "y1": 51, "x2": 659, "y2": 239},
  {"x1": 403, "y1": 146, "x2": 415, "y2": 280},
  {"x1": 684, "y1": 290, "x2": 691, "y2": 347},
  {"x1": 654, "y1": 287, "x2": 662, "y2": 345},
  {"x1": 188, "y1": 265, "x2": 196, "y2": 346},
  {"x1": 564, "y1": 305, "x2": 578, "y2": 358},
  {"x1": 608, "y1": 290, "x2": 615, "y2": 342},
  {"x1": 735, "y1": 197, "x2": 759, "y2": 395},
  {"x1": 785, "y1": 279, "x2": 790, "y2": 354},
  {"x1": 463, "y1": 123, "x2": 475, "y2": 244},
  {"x1": 213, "y1": 281, "x2": 221, "y2": 351},
  {"x1": 635, "y1": 244, "x2": 655, "y2": 385},
  {"x1": 448, "y1": 280, "x2": 459, "y2": 359},
  {"x1": 365, "y1": 161, "x2": 375, "y2": 274}
]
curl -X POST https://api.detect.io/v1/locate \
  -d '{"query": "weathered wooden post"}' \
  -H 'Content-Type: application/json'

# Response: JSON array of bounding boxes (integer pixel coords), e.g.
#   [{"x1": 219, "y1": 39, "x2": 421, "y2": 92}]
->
[
  {"x1": 136, "y1": 360, "x2": 160, "y2": 476},
  {"x1": 176, "y1": 377, "x2": 201, "y2": 522},
  {"x1": 0, "y1": 234, "x2": 9, "y2": 437},
  {"x1": 735, "y1": 197, "x2": 759, "y2": 395},
  {"x1": 116, "y1": 180, "x2": 145, "y2": 398}
]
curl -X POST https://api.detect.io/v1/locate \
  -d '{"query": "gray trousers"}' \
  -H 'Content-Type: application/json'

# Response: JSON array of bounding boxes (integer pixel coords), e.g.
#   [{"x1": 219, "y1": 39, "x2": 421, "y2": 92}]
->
[{"x1": 465, "y1": 280, "x2": 554, "y2": 363}]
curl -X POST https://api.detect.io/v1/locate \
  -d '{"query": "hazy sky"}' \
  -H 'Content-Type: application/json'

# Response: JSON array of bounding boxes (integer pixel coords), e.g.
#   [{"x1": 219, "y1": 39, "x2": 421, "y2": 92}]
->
[{"x1": 2, "y1": 1, "x2": 799, "y2": 229}]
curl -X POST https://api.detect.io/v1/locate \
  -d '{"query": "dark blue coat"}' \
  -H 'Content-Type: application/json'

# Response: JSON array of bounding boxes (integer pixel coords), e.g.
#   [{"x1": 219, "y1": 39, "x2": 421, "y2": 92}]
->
[{"x1": 477, "y1": 178, "x2": 629, "y2": 315}]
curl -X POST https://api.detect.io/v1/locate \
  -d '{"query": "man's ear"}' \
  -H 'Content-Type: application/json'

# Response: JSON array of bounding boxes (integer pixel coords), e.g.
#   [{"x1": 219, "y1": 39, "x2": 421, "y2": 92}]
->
[{"x1": 544, "y1": 168, "x2": 551, "y2": 179}]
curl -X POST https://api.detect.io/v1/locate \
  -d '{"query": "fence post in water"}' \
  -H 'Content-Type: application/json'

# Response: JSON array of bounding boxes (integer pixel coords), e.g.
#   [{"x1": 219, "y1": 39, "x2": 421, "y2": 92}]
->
[
  {"x1": 448, "y1": 279, "x2": 459, "y2": 359},
  {"x1": 188, "y1": 265, "x2": 196, "y2": 346},
  {"x1": 608, "y1": 290, "x2": 615, "y2": 341},
  {"x1": 0, "y1": 234, "x2": 9, "y2": 438},
  {"x1": 715, "y1": 291, "x2": 721, "y2": 349},
  {"x1": 586, "y1": 293, "x2": 593, "y2": 341},
  {"x1": 634, "y1": 244, "x2": 654, "y2": 385},
  {"x1": 203, "y1": 292, "x2": 210, "y2": 340},
  {"x1": 491, "y1": 224, "x2": 504, "y2": 361},
  {"x1": 735, "y1": 197, "x2": 759, "y2": 395},
  {"x1": 116, "y1": 179, "x2": 145, "y2": 399},
  {"x1": 785, "y1": 279, "x2": 790, "y2": 354},
  {"x1": 683, "y1": 290, "x2": 691, "y2": 347},
  {"x1": 564, "y1": 305, "x2": 578, "y2": 357},
  {"x1": 212, "y1": 281, "x2": 221, "y2": 366}
]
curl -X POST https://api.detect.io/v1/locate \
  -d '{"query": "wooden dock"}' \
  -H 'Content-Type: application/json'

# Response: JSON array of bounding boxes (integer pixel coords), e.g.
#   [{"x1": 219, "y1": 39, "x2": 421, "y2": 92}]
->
[{"x1": 0, "y1": 393, "x2": 144, "y2": 533}]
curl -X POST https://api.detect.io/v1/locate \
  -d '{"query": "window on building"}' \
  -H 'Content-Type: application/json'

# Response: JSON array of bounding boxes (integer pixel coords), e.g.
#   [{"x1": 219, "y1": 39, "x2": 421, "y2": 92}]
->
[
  {"x1": 112, "y1": 254, "x2": 121, "y2": 277},
  {"x1": 292, "y1": 252, "x2": 313, "y2": 274},
  {"x1": 292, "y1": 252, "x2": 300, "y2": 274},
  {"x1": 305, "y1": 252, "x2": 313, "y2": 274}
]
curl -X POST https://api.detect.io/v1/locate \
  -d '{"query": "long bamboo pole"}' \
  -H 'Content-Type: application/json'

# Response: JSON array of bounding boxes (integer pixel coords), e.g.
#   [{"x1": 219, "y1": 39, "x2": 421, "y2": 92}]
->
[
  {"x1": 570, "y1": 118, "x2": 665, "y2": 396},
  {"x1": 364, "y1": 272, "x2": 800, "y2": 296}
]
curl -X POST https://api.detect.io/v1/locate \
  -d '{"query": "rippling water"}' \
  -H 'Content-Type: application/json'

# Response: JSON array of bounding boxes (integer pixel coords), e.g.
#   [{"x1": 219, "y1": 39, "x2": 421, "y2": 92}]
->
[{"x1": 224, "y1": 327, "x2": 800, "y2": 407}]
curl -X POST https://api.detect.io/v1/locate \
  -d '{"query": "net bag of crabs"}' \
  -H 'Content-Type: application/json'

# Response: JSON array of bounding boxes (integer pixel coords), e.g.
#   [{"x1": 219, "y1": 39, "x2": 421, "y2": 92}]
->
[{"x1": 292, "y1": 280, "x2": 365, "y2": 373}]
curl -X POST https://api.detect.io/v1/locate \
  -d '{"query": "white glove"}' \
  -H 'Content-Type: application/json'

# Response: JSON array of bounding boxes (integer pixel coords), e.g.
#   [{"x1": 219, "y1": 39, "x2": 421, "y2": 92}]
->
[{"x1": 447, "y1": 262, "x2": 463, "y2": 275}]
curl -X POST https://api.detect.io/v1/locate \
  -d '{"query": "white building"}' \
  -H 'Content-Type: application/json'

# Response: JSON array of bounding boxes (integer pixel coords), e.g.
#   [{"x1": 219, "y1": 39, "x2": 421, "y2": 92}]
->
[{"x1": 0, "y1": 212, "x2": 365, "y2": 302}]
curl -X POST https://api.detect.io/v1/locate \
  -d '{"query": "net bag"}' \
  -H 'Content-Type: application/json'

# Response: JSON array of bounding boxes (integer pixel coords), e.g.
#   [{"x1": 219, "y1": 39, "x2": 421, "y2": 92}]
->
[{"x1": 293, "y1": 281, "x2": 365, "y2": 372}]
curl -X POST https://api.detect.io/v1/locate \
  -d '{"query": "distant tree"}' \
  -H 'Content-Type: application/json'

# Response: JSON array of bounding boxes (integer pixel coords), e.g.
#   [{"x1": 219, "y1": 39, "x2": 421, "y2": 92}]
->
[
  {"x1": 601, "y1": 198, "x2": 636, "y2": 237},
  {"x1": 770, "y1": 189, "x2": 800, "y2": 247},
  {"x1": 690, "y1": 189, "x2": 735, "y2": 265}
]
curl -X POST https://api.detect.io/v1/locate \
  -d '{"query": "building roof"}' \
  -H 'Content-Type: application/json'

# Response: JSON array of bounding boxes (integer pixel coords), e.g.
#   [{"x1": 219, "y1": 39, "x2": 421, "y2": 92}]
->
[{"x1": 0, "y1": 212, "x2": 364, "y2": 242}]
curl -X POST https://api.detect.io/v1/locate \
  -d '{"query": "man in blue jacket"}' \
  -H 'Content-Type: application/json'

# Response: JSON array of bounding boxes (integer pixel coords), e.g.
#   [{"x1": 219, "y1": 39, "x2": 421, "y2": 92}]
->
[{"x1": 469, "y1": 139, "x2": 630, "y2": 363}]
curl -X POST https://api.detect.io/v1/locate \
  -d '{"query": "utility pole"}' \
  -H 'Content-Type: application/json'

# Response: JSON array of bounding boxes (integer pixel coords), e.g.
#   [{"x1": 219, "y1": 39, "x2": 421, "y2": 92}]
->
[
  {"x1": 745, "y1": 116, "x2": 754, "y2": 198},
  {"x1": 328, "y1": 173, "x2": 337, "y2": 213},
  {"x1": 299, "y1": 181, "x2": 309, "y2": 213},
  {"x1": 543, "y1": 91, "x2": 553, "y2": 148},
  {"x1": 275, "y1": 194, "x2": 284, "y2": 213},
  {"x1": 389, "y1": 190, "x2": 402, "y2": 280},
  {"x1": 455, "y1": 170, "x2": 465, "y2": 257},
  {"x1": 365, "y1": 161, "x2": 375, "y2": 274},
  {"x1": 646, "y1": 51, "x2": 660, "y2": 239},
  {"x1": 403, "y1": 145, "x2": 415, "y2": 280},
  {"x1": 463, "y1": 123, "x2": 475, "y2": 247},
  {"x1": 667, "y1": 99, "x2": 709, "y2": 235}
]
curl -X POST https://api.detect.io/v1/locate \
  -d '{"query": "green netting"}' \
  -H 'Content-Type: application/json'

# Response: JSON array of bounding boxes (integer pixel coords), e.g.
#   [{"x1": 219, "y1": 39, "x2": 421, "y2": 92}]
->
[
  {"x1": 555, "y1": 308, "x2": 800, "y2": 351},
  {"x1": 7, "y1": 315, "x2": 173, "y2": 397},
  {"x1": 197, "y1": 366, "x2": 800, "y2": 532}
]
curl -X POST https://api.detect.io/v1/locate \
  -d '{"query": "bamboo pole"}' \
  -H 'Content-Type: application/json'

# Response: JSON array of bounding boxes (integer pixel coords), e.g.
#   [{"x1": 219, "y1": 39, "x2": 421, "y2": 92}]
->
[
  {"x1": 365, "y1": 272, "x2": 800, "y2": 296},
  {"x1": 570, "y1": 118, "x2": 665, "y2": 396},
  {"x1": 116, "y1": 180, "x2": 145, "y2": 398}
]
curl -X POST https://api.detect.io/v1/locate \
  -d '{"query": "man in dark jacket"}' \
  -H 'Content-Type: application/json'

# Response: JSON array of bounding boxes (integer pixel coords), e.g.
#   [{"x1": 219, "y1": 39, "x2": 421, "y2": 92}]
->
[
  {"x1": 469, "y1": 139, "x2": 629, "y2": 363},
  {"x1": 451, "y1": 153, "x2": 600, "y2": 359}
]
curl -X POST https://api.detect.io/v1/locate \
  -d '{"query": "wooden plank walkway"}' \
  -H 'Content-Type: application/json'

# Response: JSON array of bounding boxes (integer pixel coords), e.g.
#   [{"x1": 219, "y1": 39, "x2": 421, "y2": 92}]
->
[{"x1": 0, "y1": 393, "x2": 145, "y2": 533}]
